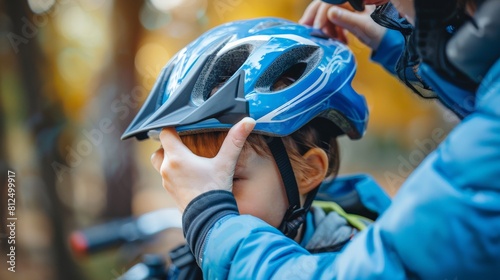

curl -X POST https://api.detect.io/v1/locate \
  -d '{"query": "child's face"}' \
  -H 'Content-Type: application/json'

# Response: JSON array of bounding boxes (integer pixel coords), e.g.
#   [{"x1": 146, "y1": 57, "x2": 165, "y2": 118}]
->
[
  {"x1": 232, "y1": 146, "x2": 289, "y2": 228},
  {"x1": 180, "y1": 131, "x2": 319, "y2": 230}
]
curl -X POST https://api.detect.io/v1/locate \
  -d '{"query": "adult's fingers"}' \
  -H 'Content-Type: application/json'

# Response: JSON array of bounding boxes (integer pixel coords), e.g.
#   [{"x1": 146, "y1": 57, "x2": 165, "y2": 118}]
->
[
  {"x1": 216, "y1": 117, "x2": 256, "y2": 164},
  {"x1": 323, "y1": 24, "x2": 348, "y2": 43},
  {"x1": 327, "y1": 6, "x2": 367, "y2": 34},
  {"x1": 327, "y1": 5, "x2": 384, "y2": 50},
  {"x1": 299, "y1": 0, "x2": 322, "y2": 26},
  {"x1": 314, "y1": 2, "x2": 333, "y2": 29}
]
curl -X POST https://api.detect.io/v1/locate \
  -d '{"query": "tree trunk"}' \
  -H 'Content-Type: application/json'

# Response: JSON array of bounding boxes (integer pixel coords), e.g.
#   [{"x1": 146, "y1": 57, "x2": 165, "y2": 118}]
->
[
  {"x1": 4, "y1": 1, "x2": 83, "y2": 279},
  {"x1": 99, "y1": 0, "x2": 143, "y2": 219}
]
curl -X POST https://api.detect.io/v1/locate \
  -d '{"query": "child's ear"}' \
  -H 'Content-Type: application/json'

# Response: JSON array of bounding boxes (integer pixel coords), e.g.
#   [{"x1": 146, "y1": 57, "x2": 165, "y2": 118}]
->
[{"x1": 298, "y1": 148, "x2": 328, "y2": 195}]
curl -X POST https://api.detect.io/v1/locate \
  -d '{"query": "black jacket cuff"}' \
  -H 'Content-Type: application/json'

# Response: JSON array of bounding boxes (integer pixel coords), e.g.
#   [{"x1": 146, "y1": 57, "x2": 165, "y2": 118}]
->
[{"x1": 182, "y1": 190, "x2": 239, "y2": 265}]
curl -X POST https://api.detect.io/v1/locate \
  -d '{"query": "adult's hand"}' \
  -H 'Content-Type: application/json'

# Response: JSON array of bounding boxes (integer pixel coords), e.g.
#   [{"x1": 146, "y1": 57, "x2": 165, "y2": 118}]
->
[
  {"x1": 300, "y1": 1, "x2": 387, "y2": 51},
  {"x1": 151, "y1": 117, "x2": 256, "y2": 212},
  {"x1": 299, "y1": 0, "x2": 350, "y2": 43}
]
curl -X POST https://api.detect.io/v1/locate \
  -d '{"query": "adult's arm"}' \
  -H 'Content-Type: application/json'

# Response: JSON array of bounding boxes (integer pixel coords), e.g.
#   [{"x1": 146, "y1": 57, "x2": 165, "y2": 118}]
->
[{"x1": 371, "y1": 28, "x2": 405, "y2": 76}]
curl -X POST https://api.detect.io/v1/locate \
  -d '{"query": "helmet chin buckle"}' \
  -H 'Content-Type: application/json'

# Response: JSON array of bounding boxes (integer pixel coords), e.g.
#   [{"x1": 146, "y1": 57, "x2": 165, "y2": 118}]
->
[{"x1": 279, "y1": 205, "x2": 306, "y2": 239}]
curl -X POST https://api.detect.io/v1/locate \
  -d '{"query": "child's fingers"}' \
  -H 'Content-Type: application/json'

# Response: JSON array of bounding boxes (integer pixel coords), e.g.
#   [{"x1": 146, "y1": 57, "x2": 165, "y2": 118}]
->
[
  {"x1": 217, "y1": 117, "x2": 255, "y2": 165},
  {"x1": 151, "y1": 147, "x2": 164, "y2": 172},
  {"x1": 159, "y1": 127, "x2": 190, "y2": 157}
]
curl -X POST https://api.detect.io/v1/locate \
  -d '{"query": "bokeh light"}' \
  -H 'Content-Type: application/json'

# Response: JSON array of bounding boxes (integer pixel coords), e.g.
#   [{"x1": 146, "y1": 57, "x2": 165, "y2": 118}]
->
[
  {"x1": 55, "y1": 5, "x2": 103, "y2": 46},
  {"x1": 134, "y1": 42, "x2": 170, "y2": 88},
  {"x1": 28, "y1": 0, "x2": 56, "y2": 14},
  {"x1": 150, "y1": 0, "x2": 183, "y2": 12},
  {"x1": 140, "y1": 0, "x2": 172, "y2": 30}
]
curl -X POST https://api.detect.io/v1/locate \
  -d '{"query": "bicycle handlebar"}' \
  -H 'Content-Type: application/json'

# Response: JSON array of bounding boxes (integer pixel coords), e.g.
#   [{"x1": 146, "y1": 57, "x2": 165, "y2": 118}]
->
[{"x1": 70, "y1": 208, "x2": 183, "y2": 255}]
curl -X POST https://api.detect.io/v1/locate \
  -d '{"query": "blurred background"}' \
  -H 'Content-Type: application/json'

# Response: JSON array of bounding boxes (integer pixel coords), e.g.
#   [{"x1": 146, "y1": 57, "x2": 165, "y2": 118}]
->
[{"x1": 0, "y1": 0, "x2": 459, "y2": 279}]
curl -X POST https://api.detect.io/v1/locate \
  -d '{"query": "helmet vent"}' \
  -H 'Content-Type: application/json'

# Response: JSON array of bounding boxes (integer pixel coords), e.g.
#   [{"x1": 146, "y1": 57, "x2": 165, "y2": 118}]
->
[
  {"x1": 271, "y1": 62, "x2": 307, "y2": 91},
  {"x1": 192, "y1": 44, "x2": 253, "y2": 104},
  {"x1": 256, "y1": 45, "x2": 321, "y2": 92}
]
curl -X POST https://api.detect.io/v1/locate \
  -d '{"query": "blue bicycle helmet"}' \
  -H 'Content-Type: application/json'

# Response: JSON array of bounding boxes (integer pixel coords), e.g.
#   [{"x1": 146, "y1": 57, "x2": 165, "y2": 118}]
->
[
  {"x1": 122, "y1": 17, "x2": 368, "y2": 141},
  {"x1": 122, "y1": 17, "x2": 369, "y2": 238}
]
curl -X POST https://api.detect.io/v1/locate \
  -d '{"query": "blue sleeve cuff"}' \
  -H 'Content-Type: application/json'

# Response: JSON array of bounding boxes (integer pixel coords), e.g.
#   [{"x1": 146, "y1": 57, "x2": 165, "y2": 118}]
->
[
  {"x1": 371, "y1": 29, "x2": 405, "y2": 75},
  {"x1": 182, "y1": 190, "x2": 239, "y2": 265}
]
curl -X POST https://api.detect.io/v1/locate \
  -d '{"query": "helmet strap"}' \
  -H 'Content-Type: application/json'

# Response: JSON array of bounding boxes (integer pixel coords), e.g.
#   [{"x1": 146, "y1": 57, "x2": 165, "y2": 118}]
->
[{"x1": 266, "y1": 137, "x2": 307, "y2": 239}]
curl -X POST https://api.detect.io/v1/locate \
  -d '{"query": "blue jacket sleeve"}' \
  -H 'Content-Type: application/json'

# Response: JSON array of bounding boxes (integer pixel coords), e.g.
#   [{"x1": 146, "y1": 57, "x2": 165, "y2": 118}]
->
[
  {"x1": 371, "y1": 29, "x2": 405, "y2": 76},
  {"x1": 184, "y1": 60, "x2": 500, "y2": 279}
]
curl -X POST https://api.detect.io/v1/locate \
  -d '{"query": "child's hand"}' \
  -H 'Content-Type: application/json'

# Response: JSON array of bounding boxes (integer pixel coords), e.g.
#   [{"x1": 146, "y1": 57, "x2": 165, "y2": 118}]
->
[
  {"x1": 151, "y1": 117, "x2": 256, "y2": 213},
  {"x1": 299, "y1": 1, "x2": 386, "y2": 51}
]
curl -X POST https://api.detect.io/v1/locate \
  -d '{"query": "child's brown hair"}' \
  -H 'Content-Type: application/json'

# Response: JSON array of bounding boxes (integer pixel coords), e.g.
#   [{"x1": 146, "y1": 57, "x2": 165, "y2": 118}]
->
[{"x1": 180, "y1": 117, "x2": 340, "y2": 188}]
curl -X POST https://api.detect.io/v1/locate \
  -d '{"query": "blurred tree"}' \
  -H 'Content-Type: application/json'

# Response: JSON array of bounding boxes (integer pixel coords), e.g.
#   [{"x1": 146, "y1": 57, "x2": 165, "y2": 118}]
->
[
  {"x1": 0, "y1": 0, "x2": 6, "y2": 245},
  {"x1": 4, "y1": 0, "x2": 83, "y2": 279},
  {"x1": 0, "y1": 89, "x2": 7, "y2": 254},
  {"x1": 96, "y1": 0, "x2": 143, "y2": 219}
]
